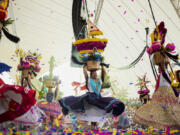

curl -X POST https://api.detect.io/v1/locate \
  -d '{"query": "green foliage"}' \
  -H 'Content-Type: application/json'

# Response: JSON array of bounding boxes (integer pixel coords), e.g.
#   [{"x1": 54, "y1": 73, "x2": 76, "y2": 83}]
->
[
  {"x1": 111, "y1": 81, "x2": 129, "y2": 102},
  {"x1": 102, "y1": 73, "x2": 111, "y2": 89},
  {"x1": 1, "y1": 18, "x2": 14, "y2": 31}
]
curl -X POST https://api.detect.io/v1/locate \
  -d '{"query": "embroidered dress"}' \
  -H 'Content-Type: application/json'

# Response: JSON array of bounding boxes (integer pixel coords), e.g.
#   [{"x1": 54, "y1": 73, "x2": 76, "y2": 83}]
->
[
  {"x1": 37, "y1": 92, "x2": 62, "y2": 117},
  {"x1": 134, "y1": 70, "x2": 180, "y2": 129},
  {"x1": 0, "y1": 79, "x2": 43, "y2": 125}
]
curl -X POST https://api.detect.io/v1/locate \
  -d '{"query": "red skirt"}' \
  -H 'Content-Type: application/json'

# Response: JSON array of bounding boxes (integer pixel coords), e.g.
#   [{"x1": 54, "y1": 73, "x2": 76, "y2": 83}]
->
[{"x1": 0, "y1": 79, "x2": 36, "y2": 123}]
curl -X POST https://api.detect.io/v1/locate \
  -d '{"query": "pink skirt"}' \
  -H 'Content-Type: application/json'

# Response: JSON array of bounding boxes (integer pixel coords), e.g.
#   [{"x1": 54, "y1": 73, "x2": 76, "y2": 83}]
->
[{"x1": 37, "y1": 101, "x2": 62, "y2": 117}]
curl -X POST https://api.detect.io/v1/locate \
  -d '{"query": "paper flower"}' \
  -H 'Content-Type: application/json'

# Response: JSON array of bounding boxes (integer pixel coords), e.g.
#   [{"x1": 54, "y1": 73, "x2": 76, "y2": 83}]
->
[
  {"x1": 166, "y1": 43, "x2": 175, "y2": 52},
  {"x1": 35, "y1": 65, "x2": 41, "y2": 72},
  {"x1": 146, "y1": 47, "x2": 153, "y2": 54},
  {"x1": 22, "y1": 62, "x2": 30, "y2": 69}
]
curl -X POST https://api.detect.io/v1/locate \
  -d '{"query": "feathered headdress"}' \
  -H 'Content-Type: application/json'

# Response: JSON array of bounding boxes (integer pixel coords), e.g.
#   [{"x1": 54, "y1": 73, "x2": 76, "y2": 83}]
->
[{"x1": 147, "y1": 21, "x2": 179, "y2": 63}]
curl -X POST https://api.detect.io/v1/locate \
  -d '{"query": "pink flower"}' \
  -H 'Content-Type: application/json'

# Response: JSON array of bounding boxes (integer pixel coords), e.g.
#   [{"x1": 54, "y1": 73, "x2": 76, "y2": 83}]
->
[
  {"x1": 22, "y1": 62, "x2": 30, "y2": 69},
  {"x1": 35, "y1": 65, "x2": 41, "y2": 72},
  {"x1": 146, "y1": 47, "x2": 152, "y2": 54},
  {"x1": 17, "y1": 64, "x2": 21, "y2": 70},
  {"x1": 166, "y1": 43, "x2": 175, "y2": 52}
]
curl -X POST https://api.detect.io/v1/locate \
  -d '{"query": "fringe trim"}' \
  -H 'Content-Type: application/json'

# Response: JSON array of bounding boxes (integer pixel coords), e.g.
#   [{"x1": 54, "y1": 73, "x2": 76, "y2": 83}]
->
[{"x1": 134, "y1": 113, "x2": 180, "y2": 129}]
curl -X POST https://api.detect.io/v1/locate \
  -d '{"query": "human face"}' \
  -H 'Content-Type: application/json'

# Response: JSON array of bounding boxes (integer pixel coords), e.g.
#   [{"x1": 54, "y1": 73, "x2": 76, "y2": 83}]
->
[{"x1": 91, "y1": 71, "x2": 97, "y2": 79}]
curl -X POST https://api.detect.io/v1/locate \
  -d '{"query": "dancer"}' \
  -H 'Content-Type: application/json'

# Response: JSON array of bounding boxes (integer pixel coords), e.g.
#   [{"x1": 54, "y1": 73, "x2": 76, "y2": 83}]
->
[
  {"x1": 0, "y1": 78, "x2": 43, "y2": 125},
  {"x1": 37, "y1": 56, "x2": 62, "y2": 128},
  {"x1": 16, "y1": 49, "x2": 41, "y2": 89},
  {"x1": 59, "y1": 65, "x2": 125, "y2": 128},
  {"x1": 134, "y1": 21, "x2": 180, "y2": 129},
  {"x1": 0, "y1": 62, "x2": 44, "y2": 127}
]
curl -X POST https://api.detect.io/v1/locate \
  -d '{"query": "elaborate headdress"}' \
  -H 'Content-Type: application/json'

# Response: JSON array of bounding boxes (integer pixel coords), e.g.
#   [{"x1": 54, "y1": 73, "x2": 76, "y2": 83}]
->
[
  {"x1": 146, "y1": 21, "x2": 178, "y2": 65},
  {"x1": 15, "y1": 48, "x2": 42, "y2": 72},
  {"x1": 39, "y1": 56, "x2": 61, "y2": 88},
  {"x1": 135, "y1": 74, "x2": 150, "y2": 94},
  {"x1": 73, "y1": 20, "x2": 108, "y2": 70}
]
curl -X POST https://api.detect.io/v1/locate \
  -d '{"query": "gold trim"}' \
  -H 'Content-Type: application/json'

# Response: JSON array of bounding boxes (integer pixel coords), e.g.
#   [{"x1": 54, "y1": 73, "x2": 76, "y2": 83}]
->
[
  {"x1": 74, "y1": 38, "x2": 108, "y2": 45},
  {"x1": 88, "y1": 31, "x2": 103, "y2": 36},
  {"x1": 79, "y1": 49, "x2": 103, "y2": 54}
]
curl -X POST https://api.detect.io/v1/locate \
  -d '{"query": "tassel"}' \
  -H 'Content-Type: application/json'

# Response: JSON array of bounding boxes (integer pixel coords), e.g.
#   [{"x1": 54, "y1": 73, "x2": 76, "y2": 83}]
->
[{"x1": 2, "y1": 27, "x2": 20, "y2": 43}]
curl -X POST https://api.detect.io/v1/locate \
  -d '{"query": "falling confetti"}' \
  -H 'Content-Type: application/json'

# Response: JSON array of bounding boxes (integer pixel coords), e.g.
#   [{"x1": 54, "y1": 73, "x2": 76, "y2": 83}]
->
[
  {"x1": 146, "y1": 19, "x2": 150, "y2": 23},
  {"x1": 136, "y1": 30, "x2": 139, "y2": 32},
  {"x1": 131, "y1": 0, "x2": 134, "y2": 2},
  {"x1": 138, "y1": 18, "x2": 140, "y2": 22},
  {"x1": 123, "y1": 10, "x2": 127, "y2": 15},
  {"x1": 118, "y1": 5, "x2": 121, "y2": 7}
]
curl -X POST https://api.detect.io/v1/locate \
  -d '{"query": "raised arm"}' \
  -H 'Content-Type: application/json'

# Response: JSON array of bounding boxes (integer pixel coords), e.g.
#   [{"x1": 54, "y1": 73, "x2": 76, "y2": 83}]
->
[
  {"x1": 83, "y1": 65, "x2": 89, "y2": 90},
  {"x1": 83, "y1": 65, "x2": 88, "y2": 81},
  {"x1": 54, "y1": 85, "x2": 59, "y2": 99},
  {"x1": 101, "y1": 65, "x2": 106, "y2": 83}
]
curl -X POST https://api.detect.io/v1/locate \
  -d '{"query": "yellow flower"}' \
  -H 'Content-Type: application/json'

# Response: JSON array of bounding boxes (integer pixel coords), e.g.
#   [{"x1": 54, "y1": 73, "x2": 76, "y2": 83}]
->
[{"x1": 171, "y1": 82, "x2": 179, "y2": 87}]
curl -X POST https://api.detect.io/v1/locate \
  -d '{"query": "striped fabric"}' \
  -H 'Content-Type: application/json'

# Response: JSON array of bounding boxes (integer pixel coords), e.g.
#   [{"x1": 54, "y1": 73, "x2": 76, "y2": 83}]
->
[{"x1": 37, "y1": 101, "x2": 62, "y2": 117}]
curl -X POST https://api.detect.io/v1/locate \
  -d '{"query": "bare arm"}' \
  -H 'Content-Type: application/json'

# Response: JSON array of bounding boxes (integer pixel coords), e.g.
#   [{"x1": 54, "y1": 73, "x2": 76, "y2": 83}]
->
[
  {"x1": 101, "y1": 65, "x2": 106, "y2": 83},
  {"x1": 83, "y1": 65, "x2": 88, "y2": 81},
  {"x1": 83, "y1": 65, "x2": 89, "y2": 90},
  {"x1": 54, "y1": 85, "x2": 59, "y2": 99}
]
